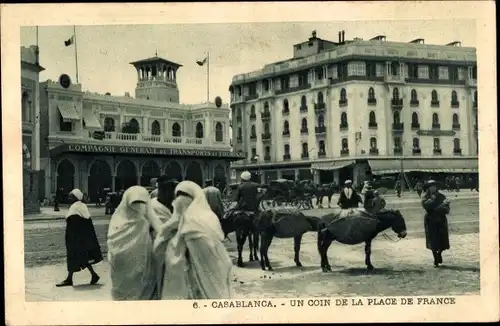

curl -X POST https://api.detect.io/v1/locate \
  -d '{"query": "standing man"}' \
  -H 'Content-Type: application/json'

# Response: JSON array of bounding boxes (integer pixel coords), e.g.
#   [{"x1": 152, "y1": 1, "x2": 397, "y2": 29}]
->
[
  {"x1": 337, "y1": 180, "x2": 363, "y2": 209},
  {"x1": 395, "y1": 180, "x2": 402, "y2": 197},
  {"x1": 371, "y1": 190, "x2": 387, "y2": 213},
  {"x1": 54, "y1": 187, "x2": 63, "y2": 212},
  {"x1": 234, "y1": 171, "x2": 259, "y2": 213},
  {"x1": 362, "y1": 182, "x2": 376, "y2": 213}
]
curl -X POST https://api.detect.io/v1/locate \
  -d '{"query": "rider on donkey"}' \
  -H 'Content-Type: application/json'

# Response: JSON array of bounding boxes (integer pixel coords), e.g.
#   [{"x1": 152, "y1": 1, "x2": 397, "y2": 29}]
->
[
  {"x1": 337, "y1": 180, "x2": 363, "y2": 209},
  {"x1": 234, "y1": 171, "x2": 260, "y2": 215}
]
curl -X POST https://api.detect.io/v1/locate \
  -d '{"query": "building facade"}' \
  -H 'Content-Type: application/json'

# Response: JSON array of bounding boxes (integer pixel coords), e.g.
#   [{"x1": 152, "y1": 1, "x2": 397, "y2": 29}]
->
[
  {"x1": 229, "y1": 32, "x2": 478, "y2": 186},
  {"x1": 39, "y1": 56, "x2": 242, "y2": 201},
  {"x1": 21, "y1": 45, "x2": 44, "y2": 213}
]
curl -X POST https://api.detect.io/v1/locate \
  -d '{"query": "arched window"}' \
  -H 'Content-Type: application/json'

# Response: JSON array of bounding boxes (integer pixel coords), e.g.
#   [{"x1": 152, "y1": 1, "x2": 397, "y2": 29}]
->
[
  {"x1": 283, "y1": 120, "x2": 289, "y2": 132},
  {"x1": 413, "y1": 137, "x2": 420, "y2": 149},
  {"x1": 340, "y1": 88, "x2": 347, "y2": 101},
  {"x1": 284, "y1": 144, "x2": 290, "y2": 155},
  {"x1": 431, "y1": 90, "x2": 438, "y2": 102},
  {"x1": 301, "y1": 118, "x2": 308, "y2": 131},
  {"x1": 250, "y1": 105, "x2": 256, "y2": 116},
  {"x1": 319, "y1": 140, "x2": 326, "y2": 152},
  {"x1": 451, "y1": 90, "x2": 458, "y2": 102},
  {"x1": 452, "y1": 113, "x2": 459, "y2": 125},
  {"x1": 301, "y1": 95, "x2": 307, "y2": 107},
  {"x1": 370, "y1": 137, "x2": 377, "y2": 149},
  {"x1": 393, "y1": 111, "x2": 400, "y2": 124},
  {"x1": 369, "y1": 111, "x2": 376, "y2": 124},
  {"x1": 104, "y1": 117, "x2": 115, "y2": 132},
  {"x1": 453, "y1": 138, "x2": 461, "y2": 150},
  {"x1": 394, "y1": 136, "x2": 401, "y2": 148},
  {"x1": 412, "y1": 112, "x2": 419, "y2": 125},
  {"x1": 237, "y1": 127, "x2": 242, "y2": 139},
  {"x1": 195, "y1": 122, "x2": 204, "y2": 138},
  {"x1": 340, "y1": 112, "x2": 348, "y2": 125},
  {"x1": 341, "y1": 138, "x2": 348, "y2": 149},
  {"x1": 264, "y1": 122, "x2": 270, "y2": 134},
  {"x1": 151, "y1": 120, "x2": 161, "y2": 135},
  {"x1": 172, "y1": 122, "x2": 181, "y2": 137},
  {"x1": 251, "y1": 125, "x2": 256, "y2": 137},
  {"x1": 283, "y1": 99, "x2": 289, "y2": 113},
  {"x1": 317, "y1": 92, "x2": 324, "y2": 104},
  {"x1": 59, "y1": 112, "x2": 72, "y2": 132},
  {"x1": 432, "y1": 113, "x2": 439, "y2": 125},
  {"x1": 411, "y1": 89, "x2": 418, "y2": 101},
  {"x1": 215, "y1": 122, "x2": 223, "y2": 141},
  {"x1": 393, "y1": 87, "x2": 400, "y2": 99},
  {"x1": 128, "y1": 118, "x2": 140, "y2": 134},
  {"x1": 368, "y1": 87, "x2": 375, "y2": 99},
  {"x1": 433, "y1": 138, "x2": 440, "y2": 149},
  {"x1": 302, "y1": 142, "x2": 309, "y2": 155},
  {"x1": 318, "y1": 114, "x2": 324, "y2": 127}
]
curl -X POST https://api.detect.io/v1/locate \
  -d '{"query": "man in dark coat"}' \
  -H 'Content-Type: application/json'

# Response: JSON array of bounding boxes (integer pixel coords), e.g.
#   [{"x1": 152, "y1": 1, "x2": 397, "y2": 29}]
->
[
  {"x1": 362, "y1": 182, "x2": 376, "y2": 213},
  {"x1": 337, "y1": 180, "x2": 363, "y2": 209},
  {"x1": 234, "y1": 171, "x2": 259, "y2": 213},
  {"x1": 54, "y1": 187, "x2": 63, "y2": 211},
  {"x1": 421, "y1": 180, "x2": 451, "y2": 267}
]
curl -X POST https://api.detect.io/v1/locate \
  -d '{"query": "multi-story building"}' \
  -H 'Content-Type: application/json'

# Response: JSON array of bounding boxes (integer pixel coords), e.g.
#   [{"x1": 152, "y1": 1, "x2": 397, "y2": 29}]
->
[
  {"x1": 39, "y1": 55, "x2": 242, "y2": 202},
  {"x1": 229, "y1": 31, "x2": 478, "y2": 186},
  {"x1": 21, "y1": 45, "x2": 44, "y2": 213}
]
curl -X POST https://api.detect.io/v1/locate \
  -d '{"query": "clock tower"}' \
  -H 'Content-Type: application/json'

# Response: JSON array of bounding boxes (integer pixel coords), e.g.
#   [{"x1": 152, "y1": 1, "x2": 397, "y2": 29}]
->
[{"x1": 130, "y1": 55, "x2": 182, "y2": 103}]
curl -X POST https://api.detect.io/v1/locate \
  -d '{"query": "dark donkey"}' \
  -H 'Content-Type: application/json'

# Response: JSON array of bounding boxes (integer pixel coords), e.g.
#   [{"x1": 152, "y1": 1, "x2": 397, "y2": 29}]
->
[
  {"x1": 317, "y1": 209, "x2": 407, "y2": 272},
  {"x1": 255, "y1": 208, "x2": 322, "y2": 271},
  {"x1": 314, "y1": 182, "x2": 340, "y2": 208}
]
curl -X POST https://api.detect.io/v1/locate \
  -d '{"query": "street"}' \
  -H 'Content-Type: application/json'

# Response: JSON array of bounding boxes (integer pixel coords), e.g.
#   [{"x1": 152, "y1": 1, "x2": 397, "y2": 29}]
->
[{"x1": 24, "y1": 194, "x2": 480, "y2": 300}]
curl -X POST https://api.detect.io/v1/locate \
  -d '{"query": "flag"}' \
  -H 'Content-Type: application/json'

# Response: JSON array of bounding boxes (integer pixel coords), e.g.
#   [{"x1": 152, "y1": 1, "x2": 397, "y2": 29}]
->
[
  {"x1": 64, "y1": 35, "x2": 75, "y2": 47},
  {"x1": 196, "y1": 57, "x2": 207, "y2": 66}
]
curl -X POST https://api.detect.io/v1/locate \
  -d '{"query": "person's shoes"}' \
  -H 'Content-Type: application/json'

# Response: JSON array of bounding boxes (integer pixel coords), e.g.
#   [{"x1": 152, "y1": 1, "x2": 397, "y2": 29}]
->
[
  {"x1": 90, "y1": 274, "x2": 100, "y2": 285},
  {"x1": 438, "y1": 253, "x2": 443, "y2": 264},
  {"x1": 56, "y1": 279, "x2": 73, "y2": 287}
]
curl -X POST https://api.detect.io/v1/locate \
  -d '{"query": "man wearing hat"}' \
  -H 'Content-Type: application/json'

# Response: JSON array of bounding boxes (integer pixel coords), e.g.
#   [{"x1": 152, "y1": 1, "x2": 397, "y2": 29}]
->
[
  {"x1": 421, "y1": 180, "x2": 451, "y2": 267},
  {"x1": 234, "y1": 171, "x2": 259, "y2": 213},
  {"x1": 362, "y1": 182, "x2": 376, "y2": 213},
  {"x1": 337, "y1": 179, "x2": 363, "y2": 209}
]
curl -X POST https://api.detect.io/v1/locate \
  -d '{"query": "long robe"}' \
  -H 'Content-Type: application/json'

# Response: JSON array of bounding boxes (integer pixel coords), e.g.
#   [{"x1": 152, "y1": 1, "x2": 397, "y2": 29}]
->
[{"x1": 422, "y1": 191, "x2": 450, "y2": 251}]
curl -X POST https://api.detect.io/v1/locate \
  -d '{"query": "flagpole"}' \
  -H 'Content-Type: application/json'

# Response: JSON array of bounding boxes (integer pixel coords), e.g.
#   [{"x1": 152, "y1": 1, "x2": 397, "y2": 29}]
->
[
  {"x1": 35, "y1": 26, "x2": 39, "y2": 65},
  {"x1": 73, "y1": 25, "x2": 79, "y2": 84},
  {"x1": 207, "y1": 52, "x2": 210, "y2": 103}
]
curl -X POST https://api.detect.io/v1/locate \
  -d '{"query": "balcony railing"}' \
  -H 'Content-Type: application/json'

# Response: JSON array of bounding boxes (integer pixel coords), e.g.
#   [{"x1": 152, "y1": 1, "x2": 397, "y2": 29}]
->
[
  {"x1": 300, "y1": 105, "x2": 308, "y2": 113},
  {"x1": 250, "y1": 134, "x2": 257, "y2": 140},
  {"x1": 339, "y1": 99, "x2": 348, "y2": 107},
  {"x1": 369, "y1": 148, "x2": 379, "y2": 155},
  {"x1": 433, "y1": 148, "x2": 442, "y2": 155},
  {"x1": 282, "y1": 130, "x2": 290, "y2": 137},
  {"x1": 283, "y1": 154, "x2": 291, "y2": 161},
  {"x1": 385, "y1": 74, "x2": 405, "y2": 84},
  {"x1": 412, "y1": 148, "x2": 421, "y2": 155},
  {"x1": 453, "y1": 148, "x2": 462, "y2": 155},
  {"x1": 237, "y1": 137, "x2": 243, "y2": 143},
  {"x1": 432, "y1": 123, "x2": 441, "y2": 130},
  {"x1": 90, "y1": 131, "x2": 229, "y2": 147},
  {"x1": 245, "y1": 94, "x2": 259, "y2": 101},
  {"x1": 300, "y1": 128, "x2": 309, "y2": 135},
  {"x1": 451, "y1": 101, "x2": 460, "y2": 108},
  {"x1": 431, "y1": 100, "x2": 440, "y2": 108},
  {"x1": 340, "y1": 149, "x2": 349, "y2": 156},
  {"x1": 314, "y1": 102, "x2": 326, "y2": 113},
  {"x1": 410, "y1": 100, "x2": 419, "y2": 107},
  {"x1": 318, "y1": 151, "x2": 326, "y2": 158},
  {"x1": 391, "y1": 98, "x2": 403, "y2": 108},
  {"x1": 275, "y1": 83, "x2": 311, "y2": 95},
  {"x1": 339, "y1": 123, "x2": 348, "y2": 131},
  {"x1": 261, "y1": 133, "x2": 272, "y2": 141},
  {"x1": 367, "y1": 98, "x2": 377, "y2": 106},
  {"x1": 368, "y1": 122, "x2": 378, "y2": 129},
  {"x1": 392, "y1": 122, "x2": 404, "y2": 131},
  {"x1": 261, "y1": 112, "x2": 271, "y2": 120},
  {"x1": 411, "y1": 123, "x2": 420, "y2": 130},
  {"x1": 264, "y1": 155, "x2": 271, "y2": 161},
  {"x1": 250, "y1": 114, "x2": 256, "y2": 120},
  {"x1": 452, "y1": 123, "x2": 461, "y2": 130},
  {"x1": 315, "y1": 126, "x2": 326, "y2": 135},
  {"x1": 466, "y1": 78, "x2": 477, "y2": 88},
  {"x1": 393, "y1": 147, "x2": 403, "y2": 155},
  {"x1": 301, "y1": 153, "x2": 309, "y2": 159}
]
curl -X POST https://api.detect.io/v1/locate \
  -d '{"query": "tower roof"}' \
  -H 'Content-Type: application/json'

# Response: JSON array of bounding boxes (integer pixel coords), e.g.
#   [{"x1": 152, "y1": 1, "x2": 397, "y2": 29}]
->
[{"x1": 130, "y1": 56, "x2": 183, "y2": 68}]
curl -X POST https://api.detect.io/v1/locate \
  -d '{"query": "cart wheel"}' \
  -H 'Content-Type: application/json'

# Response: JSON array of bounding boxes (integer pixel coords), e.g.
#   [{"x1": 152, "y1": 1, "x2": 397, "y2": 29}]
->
[
  {"x1": 261, "y1": 199, "x2": 273, "y2": 210},
  {"x1": 273, "y1": 196, "x2": 286, "y2": 207}
]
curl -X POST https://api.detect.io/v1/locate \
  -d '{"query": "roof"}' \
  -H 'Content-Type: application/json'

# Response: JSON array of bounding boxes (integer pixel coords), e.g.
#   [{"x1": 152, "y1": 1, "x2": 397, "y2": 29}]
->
[{"x1": 130, "y1": 56, "x2": 183, "y2": 67}]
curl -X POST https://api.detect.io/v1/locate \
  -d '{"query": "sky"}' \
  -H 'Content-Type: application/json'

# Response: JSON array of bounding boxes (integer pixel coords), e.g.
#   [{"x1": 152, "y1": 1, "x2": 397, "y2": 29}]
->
[{"x1": 21, "y1": 20, "x2": 476, "y2": 105}]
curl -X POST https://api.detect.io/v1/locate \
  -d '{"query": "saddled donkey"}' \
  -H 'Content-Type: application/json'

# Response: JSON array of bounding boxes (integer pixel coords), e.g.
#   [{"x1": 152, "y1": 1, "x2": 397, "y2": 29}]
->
[
  {"x1": 315, "y1": 182, "x2": 339, "y2": 209},
  {"x1": 316, "y1": 208, "x2": 407, "y2": 272},
  {"x1": 255, "y1": 208, "x2": 322, "y2": 271}
]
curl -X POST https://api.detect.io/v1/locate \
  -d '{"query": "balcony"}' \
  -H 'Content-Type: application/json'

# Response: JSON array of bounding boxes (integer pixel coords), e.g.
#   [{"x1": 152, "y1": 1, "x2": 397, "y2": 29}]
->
[
  {"x1": 318, "y1": 151, "x2": 326, "y2": 158},
  {"x1": 433, "y1": 148, "x2": 442, "y2": 155},
  {"x1": 250, "y1": 134, "x2": 257, "y2": 140},
  {"x1": 431, "y1": 100, "x2": 440, "y2": 108},
  {"x1": 282, "y1": 109, "x2": 290, "y2": 116},
  {"x1": 451, "y1": 101, "x2": 460, "y2": 108},
  {"x1": 392, "y1": 122, "x2": 404, "y2": 132},
  {"x1": 411, "y1": 123, "x2": 421, "y2": 130},
  {"x1": 384, "y1": 74, "x2": 406, "y2": 84},
  {"x1": 339, "y1": 123, "x2": 348, "y2": 131},
  {"x1": 301, "y1": 153, "x2": 309, "y2": 159},
  {"x1": 432, "y1": 123, "x2": 441, "y2": 130},
  {"x1": 452, "y1": 123, "x2": 461, "y2": 130},
  {"x1": 264, "y1": 155, "x2": 271, "y2": 162},
  {"x1": 236, "y1": 136, "x2": 243, "y2": 143},
  {"x1": 466, "y1": 78, "x2": 477, "y2": 88},
  {"x1": 300, "y1": 128, "x2": 309, "y2": 135},
  {"x1": 410, "y1": 100, "x2": 419, "y2": 107},
  {"x1": 300, "y1": 105, "x2": 308, "y2": 113},
  {"x1": 412, "y1": 148, "x2": 421, "y2": 155},
  {"x1": 314, "y1": 102, "x2": 326, "y2": 113},
  {"x1": 245, "y1": 93, "x2": 259, "y2": 101},
  {"x1": 250, "y1": 158, "x2": 258, "y2": 163},
  {"x1": 339, "y1": 99, "x2": 348, "y2": 107},
  {"x1": 261, "y1": 133, "x2": 272, "y2": 142},
  {"x1": 261, "y1": 111, "x2": 271, "y2": 121},
  {"x1": 282, "y1": 130, "x2": 290, "y2": 137},
  {"x1": 367, "y1": 98, "x2": 377, "y2": 106},
  {"x1": 453, "y1": 148, "x2": 462, "y2": 155},
  {"x1": 250, "y1": 113, "x2": 256, "y2": 120},
  {"x1": 231, "y1": 95, "x2": 243, "y2": 104},
  {"x1": 275, "y1": 83, "x2": 311, "y2": 95},
  {"x1": 340, "y1": 149, "x2": 349, "y2": 156},
  {"x1": 393, "y1": 147, "x2": 403, "y2": 155},
  {"x1": 391, "y1": 98, "x2": 403, "y2": 109},
  {"x1": 368, "y1": 122, "x2": 378, "y2": 129},
  {"x1": 315, "y1": 125, "x2": 326, "y2": 135},
  {"x1": 369, "y1": 148, "x2": 379, "y2": 155}
]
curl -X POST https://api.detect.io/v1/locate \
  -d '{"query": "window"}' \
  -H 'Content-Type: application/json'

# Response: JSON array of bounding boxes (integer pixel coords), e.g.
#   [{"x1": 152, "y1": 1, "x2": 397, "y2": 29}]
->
[
  {"x1": 318, "y1": 114, "x2": 324, "y2": 127},
  {"x1": 215, "y1": 122, "x2": 223, "y2": 142},
  {"x1": 283, "y1": 120, "x2": 289, "y2": 132},
  {"x1": 341, "y1": 138, "x2": 348, "y2": 150},
  {"x1": 431, "y1": 90, "x2": 439, "y2": 102},
  {"x1": 250, "y1": 105, "x2": 256, "y2": 116},
  {"x1": 340, "y1": 88, "x2": 347, "y2": 101},
  {"x1": 284, "y1": 144, "x2": 290, "y2": 155},
  {"x1": 472, "y1": 66, "x2": 477, "y2": 79},
  {"x1": 237, "y1": 127, "x2": 242, "y2": 139},
  {"x1": 390, "y1": 62, "x2": 399, "y2": 76},
  {"x1": 301, "y1": 95, "x2": 307, "y2": 108},
  {"x1": 433, "y1": 138, "x2": 440, "y2": 150},
  {"x1": 368, "y1": 87, "x2": 375, "y2": 99},
  {"x1": 152, "y1": 120, "x2": 161, "y2": 135},
  {"x1": 128, "y1": 118, "x2": 140, "y2": 134},
  {"x1": 250, "y1": 125, "x2": 256, "y2": 137},
  {"x1": 366, "y1": 62, "x2": 376, "y2": 77},
  {"x1": 438, "y1": 66, "x2": 449, "y2": 80},
  {"x1": 264, "y1": 101, "x2": 269, "y2": 114},
  {"x1": 59, "y1": 112, "x2": 72, "y2": 132},
  {"x1": 408, "y1": 64, "x2": 418, "y2": 79},
  {"x1": 418, "y1": 65, "x2": 429, "y2": 79},
  {"x1": 370, "y1": 137, "x2": 377, "y2": 149},
  {"x1": 347, "y1": 61, "x2": 366, "y2": 76},
  {"x1": 264, "y1": 122, "x2": 270, "y2": 134},
  {"x1": 283, "y1": 99, "x2": 289, "y2": 113},
  {"x1": 393, "y1": 111, "x2": 401, "y2": 124},
  {"x1": 315, "y1": 67, "x2": 324, "y2": 80},
  {"x1": 369, "y1": 111, "x2": 376, "y2": 124},
  {"x1": 237, "y1": 107, "x2": 242, "y2": 118},
  {"x1": 22, "y1": 92, "x2": 31, "y2": 122},
  {"x1": 263, "y1": 80, "x2": 269, "y2": 92},
  {"x1": 319, "y1": 140, "x2": 325, "y2": 152},
  {"x1": 251, "y1": 147, "x2": 257, "y2": 158},
  {"x1": 411, "y1": 89, "x2": 418, "y2": 101},
  {"x1": 317, "y1": 92, "x2": 324, "y2": 104},
  {"x1": 452, "y1": 113, "x2": 459, "y2": 125},
  {"x1": 301, "y1": 118, "x2": 308, "y2": 131},
  {"x1": 172, "y1": 122, "x2": 181, "y2": 137},
  {"x1": 453, "y1": 138, "x2": 461, "y2": 150},
  {"x1": 104, "y1": 117, "x2": 115, "y2": 132},
  {"x1": 432, "y1": 113, "x2": 440, "y2": 125},
  {"x1": 394, "y1": 137, "x2": 402, "y2": 148},
  {"x1": 302, "y1": 142, "x2": 309, "y2": 155},
  {"x1": 451, "y1": 90, "x2": 458, "y2": 103},
  {"x1": 413, "y1": 137, "x2": 420, "y2": 148},
  {"x1": 340, "y1": 112, "x2": 348, "y2": 125},
  {"x1": 412, "y1": 112, "x2": 419, "y2": 125},
  {"x1": 265, "y1": 146, "x2": 271, "y2": 156},
  {"x1": 392, "y1": 87, "x2": 400, "y2": 99}
]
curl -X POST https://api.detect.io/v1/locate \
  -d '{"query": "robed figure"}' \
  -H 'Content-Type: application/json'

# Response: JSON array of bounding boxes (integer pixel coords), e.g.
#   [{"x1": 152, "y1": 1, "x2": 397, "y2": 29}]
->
[{"x1": 337, "y1": 180, "x2": 363, "y2": 209}]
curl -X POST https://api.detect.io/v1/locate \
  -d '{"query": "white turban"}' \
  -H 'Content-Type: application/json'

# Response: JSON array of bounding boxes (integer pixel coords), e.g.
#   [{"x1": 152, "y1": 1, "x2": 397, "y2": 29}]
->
[
  {"x1": 69, "y1": 189, "x2": 84, "y2": 201},
  {"x1": 240, "y1": 171, "x2": 251, "y2": 181},
  {"x1": 344, "y1": 180, "x2": 352, "y2": 185}
]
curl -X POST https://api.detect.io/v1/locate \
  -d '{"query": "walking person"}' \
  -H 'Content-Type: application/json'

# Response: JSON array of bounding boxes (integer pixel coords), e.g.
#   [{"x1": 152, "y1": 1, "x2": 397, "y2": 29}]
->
[
  {"x1": 421, "y1": 180, "x2": 451, "y2": 267},
  {"x1": 153, "y1": 181, "x2": 233, "y2": 299},
  {"x1": 337, "y1": 180, "x2": 363, "y2": 209},
  {"x1": 56, "y1": 189, "x2": 102, "y2": 287},
  {"x1": 203, "y1": 185, "x2": 225, "y2": 221},
  {"x1": 54, "y1": 187, "x2": 63, "y2": 212}
]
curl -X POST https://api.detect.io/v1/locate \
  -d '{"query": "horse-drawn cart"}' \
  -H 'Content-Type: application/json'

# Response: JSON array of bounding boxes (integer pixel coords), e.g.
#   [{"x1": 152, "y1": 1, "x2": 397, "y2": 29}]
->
[{"x1": 259, "y1": 179, "x2": 303, "y2": 210}]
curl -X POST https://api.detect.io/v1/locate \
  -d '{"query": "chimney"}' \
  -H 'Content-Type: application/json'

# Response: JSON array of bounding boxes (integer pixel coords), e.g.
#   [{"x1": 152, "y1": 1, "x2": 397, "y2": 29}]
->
[
  {"x1": 125, "y1": 92, "x2": 130, "y2": 97},
  {"x1": 342, "y1": 30, "x2": 345, "y2": 43},
  {"x1": 338, "y1": 31, "x2": 341, "y2": 43}
]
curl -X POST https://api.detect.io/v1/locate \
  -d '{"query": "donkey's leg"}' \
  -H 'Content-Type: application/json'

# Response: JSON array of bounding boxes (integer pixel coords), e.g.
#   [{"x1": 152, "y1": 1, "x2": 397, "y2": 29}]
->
[
  {"x1": 252, "y1": 231, "x2": 260, "y2": 261},
  {"x1": 259, "y1": 231, "x2": 267, "y2": 270},
  {"x1": 236, "y1": 229, "x2": 248, "y2": 267},
  {"x1": 319, "y1": 231, "x2": 334, "y2": 272},
  {"x1": 327, "y1": 194, "x2": 333, "y2": 208},
  {"x1": 364, "y1": 239, "x2": 374, "y2": 270},
  {"x1": 264, "y1": 232, "x2": 274, "y2": 271},
  {"x1": 293, "y1": 234, "x2": 303, "y2": 267},
  {"x1": 248, "y1": 230, "x2": 254, "y2": 261}
]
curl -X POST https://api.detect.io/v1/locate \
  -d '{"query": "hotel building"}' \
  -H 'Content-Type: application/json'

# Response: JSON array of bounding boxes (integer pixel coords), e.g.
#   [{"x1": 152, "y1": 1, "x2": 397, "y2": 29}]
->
[
  {"x1": 39, "y1": 55, "x2": 242, "y2": 202},
  {"x1": 229, "y1": 31, "x2": 478, "y2": 185}
]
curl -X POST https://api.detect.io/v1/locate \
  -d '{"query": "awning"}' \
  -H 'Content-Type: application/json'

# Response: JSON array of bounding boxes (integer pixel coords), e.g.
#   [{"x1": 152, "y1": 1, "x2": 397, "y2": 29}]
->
[
  {"x1": 368, "y1": 158, "x2": 478, "y2": 175},
  {"x1": 312, "y1": 159, "x2": 355, "y2": 171},
  {"x1": 57, "y1": 105, "x2": 80, "y2": 121},
  {"x1": 82, "y1": 110, "x2": 102, "y2": 129}
]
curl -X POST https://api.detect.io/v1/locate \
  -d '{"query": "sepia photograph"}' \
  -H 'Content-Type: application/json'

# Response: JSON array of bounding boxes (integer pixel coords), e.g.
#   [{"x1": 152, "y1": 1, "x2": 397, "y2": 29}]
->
[{"x1": 3, "y1": 2, "x2": 498, "y2": 325}]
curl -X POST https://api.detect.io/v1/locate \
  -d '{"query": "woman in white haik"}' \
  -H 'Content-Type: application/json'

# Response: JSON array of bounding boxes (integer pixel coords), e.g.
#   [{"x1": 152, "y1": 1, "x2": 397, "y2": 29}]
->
[
  {"x1": 154, "y1": 181, "x2": 233, "y2": 299},
  {"x1": 107, "y1": 186, "x2": 161, "y2": 300},
  {"x1": 56, "y1": 189, "x2": 102, "y2": 287}
]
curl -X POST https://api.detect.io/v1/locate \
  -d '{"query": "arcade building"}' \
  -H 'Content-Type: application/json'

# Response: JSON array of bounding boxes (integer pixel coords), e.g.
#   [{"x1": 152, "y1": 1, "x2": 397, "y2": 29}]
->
[{"x1": 39, "y1": 55, "x2": 243, "y2": 201}]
